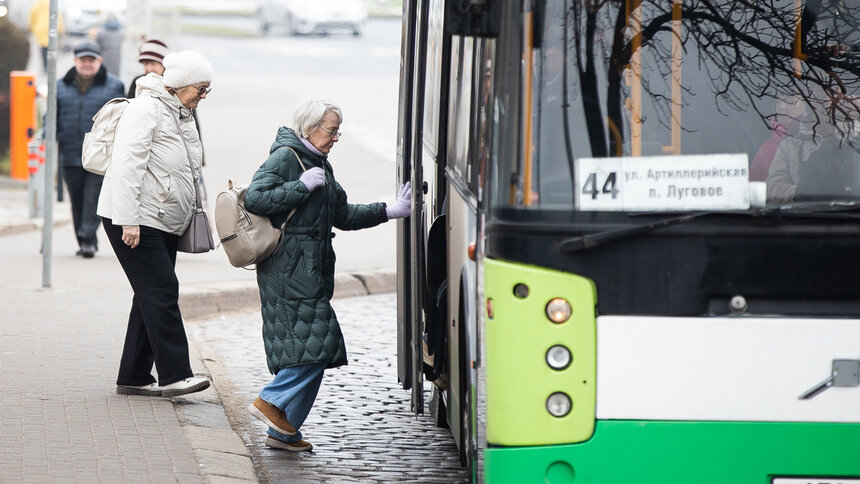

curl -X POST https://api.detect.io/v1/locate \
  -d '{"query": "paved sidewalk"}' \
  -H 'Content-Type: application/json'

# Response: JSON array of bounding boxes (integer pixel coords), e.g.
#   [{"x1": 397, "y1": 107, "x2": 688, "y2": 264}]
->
[
  {"x1": 0, "y1": 178, "x2": 71, "y2": 236},
  {"x1": 0, "y1": 183, "x2": 396, "y2": 483}
]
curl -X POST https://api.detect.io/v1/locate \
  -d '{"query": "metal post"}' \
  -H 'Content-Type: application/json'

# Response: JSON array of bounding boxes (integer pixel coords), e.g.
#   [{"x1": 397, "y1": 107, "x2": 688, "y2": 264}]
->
[{"x1": 42, "y1": 0, "x2": 58, "y2": 288}]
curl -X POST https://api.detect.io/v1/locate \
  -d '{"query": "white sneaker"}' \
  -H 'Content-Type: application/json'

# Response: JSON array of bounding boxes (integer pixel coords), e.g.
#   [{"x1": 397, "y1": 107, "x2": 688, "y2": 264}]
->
[
  {"x1": 116, "y1": 383, "x2": 163, "y2": 397},
  {"x1": 161, "y1": 377, "x2": 210, "y2": 397}
]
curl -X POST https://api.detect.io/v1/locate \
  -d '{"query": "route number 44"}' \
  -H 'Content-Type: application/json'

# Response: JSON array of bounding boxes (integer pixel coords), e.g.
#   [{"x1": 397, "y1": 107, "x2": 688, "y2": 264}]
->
[{"x1": 582, "y1": 172, "x2": 620, "y2": 200}]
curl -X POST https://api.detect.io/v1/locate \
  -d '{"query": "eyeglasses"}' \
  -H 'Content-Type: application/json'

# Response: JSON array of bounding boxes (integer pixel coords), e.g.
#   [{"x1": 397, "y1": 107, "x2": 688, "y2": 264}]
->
[
  {"x1": 190, "y1": 84, "x2": 211, "y2": 96},
  {"x1": 318, "y1": 125, "x2": 342, "y2": 139}
]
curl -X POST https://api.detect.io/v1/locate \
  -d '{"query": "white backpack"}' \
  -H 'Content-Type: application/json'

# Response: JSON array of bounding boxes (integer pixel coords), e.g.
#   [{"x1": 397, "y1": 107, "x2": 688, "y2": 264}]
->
[
  {"x1": 82, "y1": 97, "x2": 130, "y2": 175},
  {"x1": 214, "y1": 180, "x2": 286, "y2": 269}
]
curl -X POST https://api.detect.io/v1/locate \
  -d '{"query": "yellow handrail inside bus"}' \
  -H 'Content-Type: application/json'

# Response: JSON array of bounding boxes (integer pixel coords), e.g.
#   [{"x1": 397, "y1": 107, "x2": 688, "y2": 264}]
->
[
  {"x1": 521, "y1": 10, "x2": 535, "y2": 206},
  {"x1": 607, "y1": 117, "x2": 623, "y2": 157},
  {"x1": 793, "y1": 0, "x2": 804, "y2": 78}
]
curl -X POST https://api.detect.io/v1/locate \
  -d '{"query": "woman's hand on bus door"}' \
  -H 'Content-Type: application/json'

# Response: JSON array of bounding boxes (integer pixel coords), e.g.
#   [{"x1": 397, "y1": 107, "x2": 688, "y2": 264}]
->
[
  {"x1": 299, "y1": 167, "x2": 326, "y2": 191},
  {"x1": 386, "y1": 181, "x2": 412, "y2": 220}
]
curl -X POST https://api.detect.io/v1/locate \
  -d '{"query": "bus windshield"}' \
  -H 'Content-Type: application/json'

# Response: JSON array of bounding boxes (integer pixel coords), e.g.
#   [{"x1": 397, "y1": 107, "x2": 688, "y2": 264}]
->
[{"x1": 496, "y1": 0, "x2": 860, "y2": 211}]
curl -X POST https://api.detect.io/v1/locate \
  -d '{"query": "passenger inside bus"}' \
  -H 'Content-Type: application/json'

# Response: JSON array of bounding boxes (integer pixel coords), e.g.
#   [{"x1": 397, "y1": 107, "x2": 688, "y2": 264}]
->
[
  {"x1": 750, "y1": 97, "x2": 805, "y2": 182},
  {"x1": 766, "y1": 100, "x2": 860, "y2": 203},
  {"x1": 766, "y1": 0, "x2": 860, "y2": 202}
]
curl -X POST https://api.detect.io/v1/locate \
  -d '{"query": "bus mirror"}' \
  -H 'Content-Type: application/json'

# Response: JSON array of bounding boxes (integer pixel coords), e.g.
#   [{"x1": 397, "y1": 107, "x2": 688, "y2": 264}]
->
[{"x1": 445, "y1": 0, "x2": 500, "y2": 38}]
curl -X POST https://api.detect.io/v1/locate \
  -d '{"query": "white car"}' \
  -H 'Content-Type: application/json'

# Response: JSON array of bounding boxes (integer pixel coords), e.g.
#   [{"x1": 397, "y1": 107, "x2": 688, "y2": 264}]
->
[
  {"x1": 61, "y1": 0, "x2": 126, "y2": 36},
  {"x1": 258, "y1": 0, "x2": 368, "y2": 36}
]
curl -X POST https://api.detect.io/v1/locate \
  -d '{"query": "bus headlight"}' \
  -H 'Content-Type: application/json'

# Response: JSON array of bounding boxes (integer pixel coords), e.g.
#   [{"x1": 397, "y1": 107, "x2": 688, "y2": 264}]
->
[
  {"x1": 545, "y1": 298, "x2": 571, "y2": 323},
  {"x1": 545, "y1": 345, "x2": 572, "y2": 370},
  {"x1": 546, "y1": 392, "x2": 572, "y2": 417}
]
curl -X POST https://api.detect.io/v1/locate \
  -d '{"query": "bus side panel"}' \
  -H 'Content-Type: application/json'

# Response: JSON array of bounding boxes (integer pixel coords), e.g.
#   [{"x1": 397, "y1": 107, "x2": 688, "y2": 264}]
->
[
  {"x1": 597, "y1": 316, "x2": 860, "y2": 423},
  {"x1": 446, "y1": 180, "x2": 478, "y2": 458},
  {"x1": 483, "y1": 258, "x2": 596, "y2": 446},
  {"x1": 484, "y1": 420, "x2": 860, "y2": 483}
]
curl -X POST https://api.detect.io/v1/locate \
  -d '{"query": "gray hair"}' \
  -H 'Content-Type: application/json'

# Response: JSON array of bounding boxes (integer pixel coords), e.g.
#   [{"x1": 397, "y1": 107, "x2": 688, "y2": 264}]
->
[{"x1": 293, "y1": 99, "x2": 343, "y2": 138}]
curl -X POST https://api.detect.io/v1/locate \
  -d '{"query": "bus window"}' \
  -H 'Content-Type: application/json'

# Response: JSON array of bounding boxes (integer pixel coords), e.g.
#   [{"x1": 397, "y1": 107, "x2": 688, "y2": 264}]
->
[
  {"x1": 532, "y1": 0, "x2": 592, "y2": 207},
  {"x1": 422, "y1": 0, "x2": 445, "y2": 156},
  {"x1": 494, "y1": 0, "x2": 860, "y2": 211},
  {"x1": 489, "y1": 0, "x2": 522, "y2": 208},
  {"x1": 447, "y1": 35, "x2": 475, "y2": 191},
  {"x1": 475, "y1": 44, "x2": 495, "y2": 200}
]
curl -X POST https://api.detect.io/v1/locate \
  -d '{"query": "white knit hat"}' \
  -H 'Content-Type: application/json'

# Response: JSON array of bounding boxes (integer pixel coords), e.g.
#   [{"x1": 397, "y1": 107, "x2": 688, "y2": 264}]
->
[{"x1": 162, "y1": 50, "x2": 213, "y2": 88}]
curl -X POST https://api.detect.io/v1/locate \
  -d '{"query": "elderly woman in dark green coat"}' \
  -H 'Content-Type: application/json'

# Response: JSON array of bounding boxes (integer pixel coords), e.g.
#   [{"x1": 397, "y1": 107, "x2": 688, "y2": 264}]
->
[{"x1": 243, "y1": 99, "x2": 411, "y2": 452}]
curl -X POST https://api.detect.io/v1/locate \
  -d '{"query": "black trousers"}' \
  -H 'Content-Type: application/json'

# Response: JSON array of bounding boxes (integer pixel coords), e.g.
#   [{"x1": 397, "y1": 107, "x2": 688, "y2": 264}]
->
[
  {"x1": 63, "y1": 166, "x2": 104, "y2": 249},
  {"x1": 102, "y1": 219, "x2": 194, "y2": 386}
]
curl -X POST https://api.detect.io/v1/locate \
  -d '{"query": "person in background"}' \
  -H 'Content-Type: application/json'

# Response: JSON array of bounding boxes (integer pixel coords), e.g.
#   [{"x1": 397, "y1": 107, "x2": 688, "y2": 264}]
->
[
  {"x1": 97, "y1": 51, "x2": 214, "y2": 398},
  {"x1": 28, "y1": 0, "x2": 65, "y2": 72},
  {"x1": 93, "y1": 14, "x2": 123, "y2": 77},
  {"x1": 243, "y1": 99, "x2": 412, "y2": 452},
  {"x1": 128, "y1": 39, "x2": 169, "y2": 98},
  {"x1": 56, "y1": 41, "x2": 124, "y2": 258}
]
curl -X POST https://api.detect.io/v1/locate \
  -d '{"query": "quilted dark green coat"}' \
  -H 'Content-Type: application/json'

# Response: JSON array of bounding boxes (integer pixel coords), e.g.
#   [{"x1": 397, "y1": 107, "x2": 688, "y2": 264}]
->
[{"x1": 245, "y1": 127, "x2": 388, "y2": 374}]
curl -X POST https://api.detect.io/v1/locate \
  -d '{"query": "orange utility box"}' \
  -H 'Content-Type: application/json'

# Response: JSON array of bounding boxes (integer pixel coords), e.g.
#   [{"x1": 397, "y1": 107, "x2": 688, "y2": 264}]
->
[{"x1": 10, "y1": 71, "x2": 37, "y2": 181}]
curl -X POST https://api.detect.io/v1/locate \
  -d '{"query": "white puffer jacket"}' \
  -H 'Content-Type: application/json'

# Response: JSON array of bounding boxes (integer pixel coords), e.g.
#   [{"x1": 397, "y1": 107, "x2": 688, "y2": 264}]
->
[{"x1": 97, "y1": 73, "x2": 203, "y2": 235}]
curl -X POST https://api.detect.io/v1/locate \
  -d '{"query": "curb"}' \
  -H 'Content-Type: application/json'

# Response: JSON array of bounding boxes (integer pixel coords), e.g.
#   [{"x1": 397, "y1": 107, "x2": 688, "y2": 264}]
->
[
  {"x1": 0, "y1": 176, "x2": 27, "y2": 189},
  {"x1": 0, "y1": 178, "x2": 72, "y2": 236},
  {"x1": 0, "y1": 217, "x2": 72, "y2": 236},
  {"x1": 176, "y1": 332, "x2": 260, "y2": 484},
  {"x1": 179, "y1": 269, "x2": 397, "y2": 320}
]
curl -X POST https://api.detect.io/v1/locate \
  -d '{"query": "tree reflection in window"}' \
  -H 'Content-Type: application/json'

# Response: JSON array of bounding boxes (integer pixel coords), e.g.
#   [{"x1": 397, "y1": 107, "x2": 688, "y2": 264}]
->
[{"x1": 566, "y1": 0, "x2": 860, "y2": 157}]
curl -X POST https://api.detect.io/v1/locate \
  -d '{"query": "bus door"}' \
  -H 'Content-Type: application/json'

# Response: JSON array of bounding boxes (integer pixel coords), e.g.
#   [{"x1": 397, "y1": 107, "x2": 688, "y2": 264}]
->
[
  {"x1": 396, "y1": 0, "x2": 451, "y2": 414},
  {"x1": 395, "y1": 0, "x2": 418, "y2": 405}
]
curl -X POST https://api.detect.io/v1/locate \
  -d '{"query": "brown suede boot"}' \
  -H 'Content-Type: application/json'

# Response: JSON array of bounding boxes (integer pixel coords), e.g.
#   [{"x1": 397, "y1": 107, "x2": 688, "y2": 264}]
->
[{"x1": 248, "y1": 397, "x2": 297, "y2": 436}]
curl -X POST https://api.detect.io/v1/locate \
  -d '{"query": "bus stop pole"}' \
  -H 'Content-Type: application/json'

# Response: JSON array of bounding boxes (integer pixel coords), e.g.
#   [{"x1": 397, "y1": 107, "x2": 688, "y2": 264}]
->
[{"x1": 42, "y1": 0, "x2": 58, "y2": 288}]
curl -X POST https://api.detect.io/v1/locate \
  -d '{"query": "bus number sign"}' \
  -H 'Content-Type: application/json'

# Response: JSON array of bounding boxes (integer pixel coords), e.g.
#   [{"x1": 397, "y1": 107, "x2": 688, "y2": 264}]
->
[
  {"x1": 574, "y1": 154, "x2": 751, "y2": 211},
  {"x1": 581, "y1": 172, "x2": 620, "y2": 200}
]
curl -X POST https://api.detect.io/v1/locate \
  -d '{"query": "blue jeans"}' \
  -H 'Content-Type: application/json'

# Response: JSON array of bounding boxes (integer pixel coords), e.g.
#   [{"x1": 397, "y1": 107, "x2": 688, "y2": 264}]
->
[{"x1": 259, "y1": 362, "x2": 327, "y2": 442}]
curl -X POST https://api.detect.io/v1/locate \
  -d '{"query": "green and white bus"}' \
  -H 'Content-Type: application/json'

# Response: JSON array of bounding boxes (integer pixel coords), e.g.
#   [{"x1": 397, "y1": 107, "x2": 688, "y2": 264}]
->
[{"x1": 395, "y1": 0, "x2": 860, "y2": 482}]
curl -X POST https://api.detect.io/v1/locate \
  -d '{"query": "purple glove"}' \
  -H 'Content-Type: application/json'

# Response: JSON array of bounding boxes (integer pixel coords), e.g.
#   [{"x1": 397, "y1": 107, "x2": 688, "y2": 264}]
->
[
  {"x1": 386, "y1": 182, "x2": 412, "y2": 220},
  {"x1": 299, "y1": 167, "x2": 326, "y2": 191}
]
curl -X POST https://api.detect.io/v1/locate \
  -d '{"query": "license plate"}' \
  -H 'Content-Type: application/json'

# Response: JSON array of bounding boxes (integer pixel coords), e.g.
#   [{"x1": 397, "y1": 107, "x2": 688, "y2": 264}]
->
[{"x1": 773, "y1": 478, "x2": 860, "y2": 484}]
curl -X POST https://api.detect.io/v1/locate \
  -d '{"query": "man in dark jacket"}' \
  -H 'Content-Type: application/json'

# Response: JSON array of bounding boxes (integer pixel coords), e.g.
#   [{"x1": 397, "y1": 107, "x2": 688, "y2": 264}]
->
[{"x1": 57, "y1": 41, "x2": 124, "y2": 258}]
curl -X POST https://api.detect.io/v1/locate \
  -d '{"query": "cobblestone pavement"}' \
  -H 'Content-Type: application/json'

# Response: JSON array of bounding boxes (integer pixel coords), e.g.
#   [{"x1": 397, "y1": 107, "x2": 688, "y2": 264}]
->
[{"x1": 188, "y1": 293, "x2": 470, "y2": 483}]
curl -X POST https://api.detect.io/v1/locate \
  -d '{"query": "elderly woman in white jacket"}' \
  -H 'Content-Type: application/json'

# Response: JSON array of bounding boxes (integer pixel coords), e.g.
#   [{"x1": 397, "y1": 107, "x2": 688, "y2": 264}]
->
[{"x1": 97, "y1": 51, "x2": 213, "y2": 397}]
